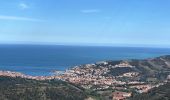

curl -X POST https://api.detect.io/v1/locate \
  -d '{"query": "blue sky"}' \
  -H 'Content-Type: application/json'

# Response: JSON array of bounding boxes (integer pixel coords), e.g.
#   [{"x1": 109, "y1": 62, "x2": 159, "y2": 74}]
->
[{"x1": 0, "y1": 0, "x2": 170, "y2": 47}]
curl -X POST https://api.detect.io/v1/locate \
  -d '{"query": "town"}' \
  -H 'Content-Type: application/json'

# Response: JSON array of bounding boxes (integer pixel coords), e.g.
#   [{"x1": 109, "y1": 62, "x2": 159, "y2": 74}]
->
[
  {"x1": 57, "y1": 61, "x2": 168, "y2": 100},
  {"x1": 0, "y1": 61, "x2": 169, "y2": 100}
]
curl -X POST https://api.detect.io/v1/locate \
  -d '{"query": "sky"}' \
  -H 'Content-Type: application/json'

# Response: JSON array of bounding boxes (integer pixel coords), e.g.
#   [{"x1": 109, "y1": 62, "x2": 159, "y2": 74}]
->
[{"x1": 0, "y1": 0, "x2": 170, "y2": 47}]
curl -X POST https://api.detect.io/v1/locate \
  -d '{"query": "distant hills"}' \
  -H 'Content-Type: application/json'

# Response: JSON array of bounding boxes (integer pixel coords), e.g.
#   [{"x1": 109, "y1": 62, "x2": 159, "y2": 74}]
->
[
  {"x1": 0, "y1": 55, "x2": 170, "y2": 100},
  {"x1": 105, "y1": 55, "x2": 170, "y2": 81}
]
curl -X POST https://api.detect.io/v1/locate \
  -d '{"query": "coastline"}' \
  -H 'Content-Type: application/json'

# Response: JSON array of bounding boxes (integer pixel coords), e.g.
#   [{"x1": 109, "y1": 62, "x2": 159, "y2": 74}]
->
[
  {"x1": 0, "y1": 70, "x2": 58, "y2": 80},
  {"x1": 1, "y1": 55, "x2": 170, "y2": 99},
  {"x1": 0, "y1": 45, "x2": 170, "y2": 76},
  {"x1": 0, "y1": 55, "x2": 170, "y2": 80}
]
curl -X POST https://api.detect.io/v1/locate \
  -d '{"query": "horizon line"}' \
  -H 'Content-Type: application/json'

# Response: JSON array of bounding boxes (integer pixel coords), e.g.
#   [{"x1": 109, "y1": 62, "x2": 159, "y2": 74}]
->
[{"x1": 0, "y1": 42, "x2": 170, "y2": 49}]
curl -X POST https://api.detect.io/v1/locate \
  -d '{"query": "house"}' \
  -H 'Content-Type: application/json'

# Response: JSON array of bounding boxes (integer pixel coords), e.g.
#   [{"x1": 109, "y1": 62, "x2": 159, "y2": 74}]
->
[{"x1": 112, "y1": 91, "x2": 132, "y2": 100}]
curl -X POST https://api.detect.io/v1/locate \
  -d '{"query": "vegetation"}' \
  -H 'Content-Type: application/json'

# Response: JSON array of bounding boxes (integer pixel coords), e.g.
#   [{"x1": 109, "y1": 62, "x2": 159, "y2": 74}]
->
[
  {"x1": 0, "y1": 76, "x2": 87, "y2": 100},
  {"x1": 109, "y1": 67, "x2": 135, "y2": 76},
  {"x1": 129, "y1": 82, "x2": 170, "y2": 100},
  {"x1": 1, "y1": 55, "x2": 170, "y2": 100}
]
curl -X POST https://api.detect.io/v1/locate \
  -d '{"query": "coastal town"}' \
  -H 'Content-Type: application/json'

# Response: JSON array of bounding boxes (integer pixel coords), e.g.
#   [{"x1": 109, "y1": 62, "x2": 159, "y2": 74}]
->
[
  {"x1": 0, "y1": 60, "x2": 169, "y2": 100},
  {"x1": 57, "y1": 61, "x2": 168, "y2": 100}
]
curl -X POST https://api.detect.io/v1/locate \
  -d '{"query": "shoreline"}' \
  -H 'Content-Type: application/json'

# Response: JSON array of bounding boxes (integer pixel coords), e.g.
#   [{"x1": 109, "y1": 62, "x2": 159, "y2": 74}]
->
[
  {"x1": 0, "y1": 70, "x2": 60, "y2": 80},
  {"x1": 0, "y1": 55, "x2": 170, "y2": 79},
  {"x1": 1, "y1": 55, "x2": 170, "y2": 99}
]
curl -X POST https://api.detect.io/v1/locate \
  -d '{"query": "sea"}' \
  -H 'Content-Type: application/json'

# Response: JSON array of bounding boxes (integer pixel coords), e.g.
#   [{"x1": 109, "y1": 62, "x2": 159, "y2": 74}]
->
[{"x1": 0, "y1": 44, "x2": 170, "y2": 76}]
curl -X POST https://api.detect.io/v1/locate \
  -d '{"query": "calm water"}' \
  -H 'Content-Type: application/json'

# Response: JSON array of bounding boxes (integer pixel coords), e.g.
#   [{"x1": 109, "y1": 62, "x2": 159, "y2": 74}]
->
[{"x1": 0, "y1": 44, "x2": 170, "y2": 76}]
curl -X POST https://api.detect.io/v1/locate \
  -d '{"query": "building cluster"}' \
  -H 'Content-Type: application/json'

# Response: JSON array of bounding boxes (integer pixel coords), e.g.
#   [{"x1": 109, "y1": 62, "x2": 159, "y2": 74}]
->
[
  {"x1": 58, "y1": 62, "x2": 139, "y2": 88},
  {"x1": 113, "y1": 61, "x2": 135, "y2": 68},
  {"x1": 112, "y1": 83, "x2": 165, "y2": 100},
  {"x1": 0, "y1": 71, "x2": 24, "y2": 77},
  {"x1": 117, "y1": 72, "x2": 139, "y2": 78},
  {"x1": 112, "y1": 91, "x2": 132, "y2": 100},
  {"x1": 0, "y1": 70, "x2": 56, "y2": 80},
  {"x1": 130, "y1": 84, "x2": 152, "y2": 93},
  {"x1": 0, "y1": 61, "x2": 168, "y2": 100},
  {"x1": 59, "y1": 63, "x2": 114, "y2": 86},
  {"x1": 57, "y1": 61, "x2": 167, "y2": 100}
]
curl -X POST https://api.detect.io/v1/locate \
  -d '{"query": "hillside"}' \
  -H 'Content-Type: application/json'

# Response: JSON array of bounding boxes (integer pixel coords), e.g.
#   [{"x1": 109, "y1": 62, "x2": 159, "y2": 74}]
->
[
  {"x1": 129, "y1": 82, "x2": 170, "y2": 100},
  {"x1": 57, "y1": 55, "x2": 170, "y2": 100},
  {"x1": 0, "y1": 76, "x2": 87, "y2": 100},
  {"x1": 0, "y1": 55, "x2": 170, "y2": 100},
  {"x1": 106, "y1": 55, "x2": 170, "y2": 81}
]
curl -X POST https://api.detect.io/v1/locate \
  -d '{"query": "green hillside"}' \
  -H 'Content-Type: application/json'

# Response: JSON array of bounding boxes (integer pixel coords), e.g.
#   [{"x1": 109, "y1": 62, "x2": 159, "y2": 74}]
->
[
  {"x1": 0, "y1": 76, "x2": 87, "y2": 100},
  {"x1": 129, "y1": 82, "x2": 170, "y2": 100}
]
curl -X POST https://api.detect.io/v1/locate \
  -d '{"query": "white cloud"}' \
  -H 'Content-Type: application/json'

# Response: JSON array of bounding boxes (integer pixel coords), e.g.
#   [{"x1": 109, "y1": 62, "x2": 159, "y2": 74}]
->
[
  {"x1": 0, "y1": 15, "x2": 44, "y2": 22},
  {"x1": 19, "y1": 3, "x2": 29, "y2": 9},
  {"x1": 81, "y1": 9, "x2": 100, "y2": 13}
]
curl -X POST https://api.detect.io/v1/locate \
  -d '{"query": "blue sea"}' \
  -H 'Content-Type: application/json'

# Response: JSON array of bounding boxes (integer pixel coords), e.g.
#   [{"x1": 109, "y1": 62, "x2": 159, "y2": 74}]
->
[{"x1": 0, "y1": 44, "x2": 170, "y2": 76}]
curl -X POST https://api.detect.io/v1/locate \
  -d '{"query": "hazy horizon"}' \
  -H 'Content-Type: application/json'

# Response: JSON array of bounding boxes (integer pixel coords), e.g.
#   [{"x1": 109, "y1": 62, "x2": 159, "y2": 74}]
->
[{"x1": 0, "y1": 42, "x2": 170, "y2": 49}]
